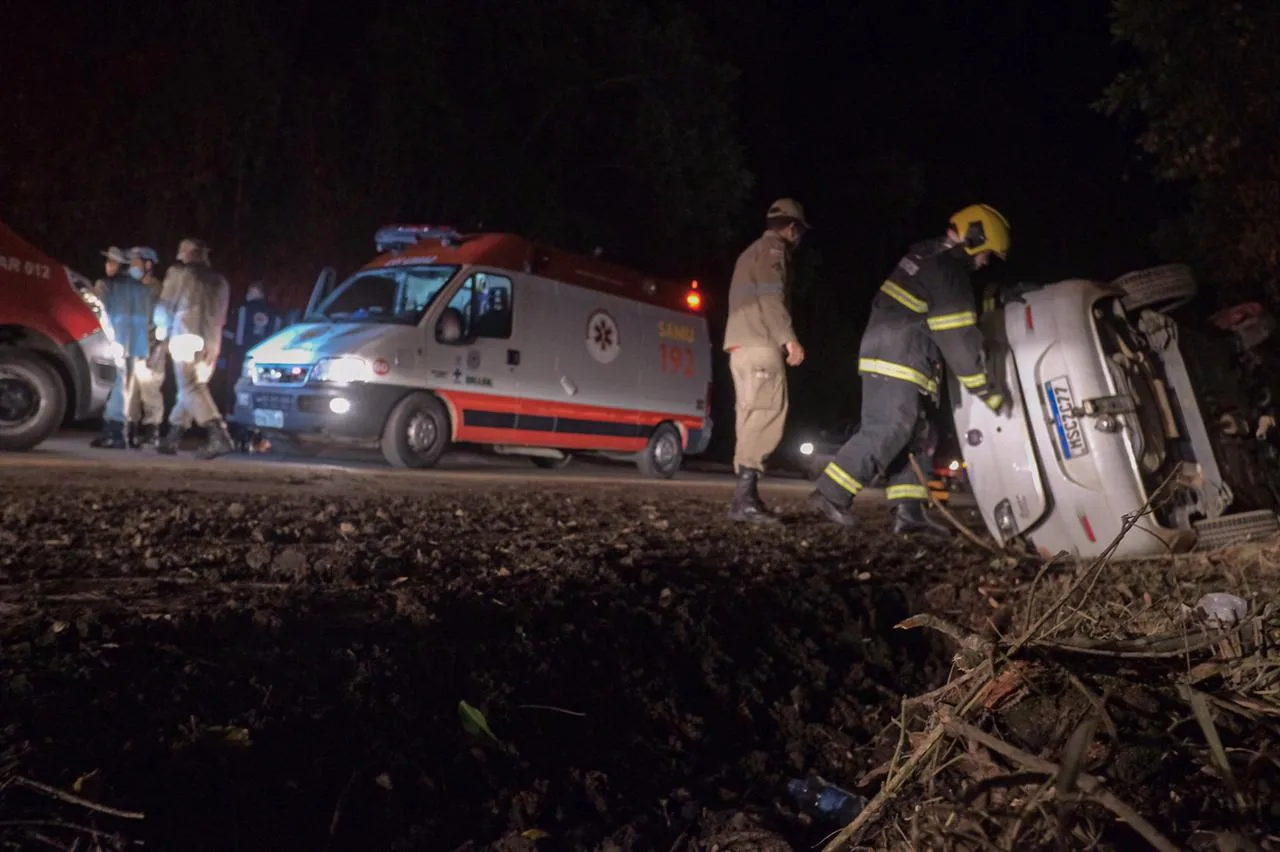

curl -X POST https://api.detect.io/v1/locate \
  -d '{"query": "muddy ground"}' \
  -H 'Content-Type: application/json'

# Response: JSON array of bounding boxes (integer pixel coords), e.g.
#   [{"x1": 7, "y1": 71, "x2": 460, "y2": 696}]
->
[
  {"x1": 3, "y1": 464, "x2": 1273, "y2": 852},
  {"x1": 0, "y1": 466, "x2": 1005, "y2": 852}
]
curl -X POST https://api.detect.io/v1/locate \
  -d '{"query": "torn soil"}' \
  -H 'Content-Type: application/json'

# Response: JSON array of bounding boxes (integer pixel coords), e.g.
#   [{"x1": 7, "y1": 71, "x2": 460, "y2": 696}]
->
[{"x1": 0, "y1": 478, "x2": 977, "y2": 852}]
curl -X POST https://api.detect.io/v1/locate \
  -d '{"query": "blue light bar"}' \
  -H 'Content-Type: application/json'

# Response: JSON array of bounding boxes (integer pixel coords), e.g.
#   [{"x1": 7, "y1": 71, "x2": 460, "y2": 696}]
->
[{"x1": 374, "y1": 224, "x2": 462, "y2": 253}]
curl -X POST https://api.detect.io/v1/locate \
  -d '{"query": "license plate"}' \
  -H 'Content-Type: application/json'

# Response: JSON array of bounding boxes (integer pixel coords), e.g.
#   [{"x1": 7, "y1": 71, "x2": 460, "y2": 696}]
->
[
  {"x1": 253, "y1": 408, "x2": 284, "y2": 429},
  {"x1": 1044, "y1": 376, "x2": 1089, "y2": 459}
]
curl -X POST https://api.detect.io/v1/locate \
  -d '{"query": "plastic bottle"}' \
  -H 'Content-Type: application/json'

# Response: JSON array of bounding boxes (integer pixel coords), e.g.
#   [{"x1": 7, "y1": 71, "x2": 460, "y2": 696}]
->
[{"x1": 787, "y1": 776, "x2": 868, "y2": 826}]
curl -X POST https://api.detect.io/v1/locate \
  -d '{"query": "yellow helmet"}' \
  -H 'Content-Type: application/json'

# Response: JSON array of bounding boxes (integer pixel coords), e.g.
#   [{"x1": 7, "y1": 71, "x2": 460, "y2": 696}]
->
[{"x1": 950, "y1": 204, "x2": 1010, "y2": 259}]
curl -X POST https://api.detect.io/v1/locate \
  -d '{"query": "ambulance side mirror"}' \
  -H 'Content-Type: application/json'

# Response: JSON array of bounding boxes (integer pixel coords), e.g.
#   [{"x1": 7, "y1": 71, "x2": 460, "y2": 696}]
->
[{"x1": 435, "y1": 307, "x2": 468, "y2": 345}]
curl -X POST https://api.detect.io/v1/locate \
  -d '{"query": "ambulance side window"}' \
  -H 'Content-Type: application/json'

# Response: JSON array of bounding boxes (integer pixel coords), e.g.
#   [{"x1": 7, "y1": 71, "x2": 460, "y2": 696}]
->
[{"x1": 463, "y1": 272, "x2": 514, "y2": 340}]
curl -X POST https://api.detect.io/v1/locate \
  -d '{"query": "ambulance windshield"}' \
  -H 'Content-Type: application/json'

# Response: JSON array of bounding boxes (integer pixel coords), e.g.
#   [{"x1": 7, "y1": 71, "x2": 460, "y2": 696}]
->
[{"x1": 314, "y1": 264, "x2": 460, "y2": 325}]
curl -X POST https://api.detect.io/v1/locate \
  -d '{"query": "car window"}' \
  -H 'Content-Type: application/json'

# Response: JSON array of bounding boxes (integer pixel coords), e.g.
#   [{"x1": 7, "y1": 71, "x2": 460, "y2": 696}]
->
[{"x1": 455, "y1": 272, "x2": 514, "y2": 340}]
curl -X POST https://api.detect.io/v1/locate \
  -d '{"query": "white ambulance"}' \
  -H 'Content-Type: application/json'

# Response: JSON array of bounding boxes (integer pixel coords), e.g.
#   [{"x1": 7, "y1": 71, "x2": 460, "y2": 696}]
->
[{"x1": 229, "y1": 225, "x2": 713, "y2": 476}]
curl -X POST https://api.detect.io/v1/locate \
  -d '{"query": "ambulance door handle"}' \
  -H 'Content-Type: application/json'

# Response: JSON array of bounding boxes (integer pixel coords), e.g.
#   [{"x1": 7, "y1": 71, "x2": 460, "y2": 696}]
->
[{"x1": 507, "y1": 349, "x2": 521, "y2": 367}]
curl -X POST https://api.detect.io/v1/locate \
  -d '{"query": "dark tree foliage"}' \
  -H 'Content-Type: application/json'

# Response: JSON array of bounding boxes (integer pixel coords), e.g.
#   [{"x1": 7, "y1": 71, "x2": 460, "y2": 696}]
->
[
  {"x1": 1097, "y1": 0, "x2": 1280, "y2": 301},
  {"x1": 0, "y1": 0, "x2": 752, "y2": 304}
]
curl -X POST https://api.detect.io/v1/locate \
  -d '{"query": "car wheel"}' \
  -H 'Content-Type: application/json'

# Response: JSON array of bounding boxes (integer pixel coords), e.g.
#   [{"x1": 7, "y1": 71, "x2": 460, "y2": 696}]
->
[
  {"x1": 1114, "y1": 264, "x2": 1198, "y2": 313},
  {"x1": 637, "y1": 422, "x2": 683, "y2": 479},
  {"x1": 532, "y1": 453, "x2": 573, "y2": 470},
  {"x1": 0, "y1": 348, "x2": 66, "y2": 452},
  {"x1": 380, "y1": 392, "x2": 451, "y2": 469}
]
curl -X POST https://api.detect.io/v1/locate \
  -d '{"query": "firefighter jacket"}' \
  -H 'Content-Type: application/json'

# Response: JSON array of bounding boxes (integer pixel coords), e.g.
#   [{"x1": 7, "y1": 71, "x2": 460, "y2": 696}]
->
[
  {"x1": 857, "y1": 238, "x2": 994, "y2": 399},
  {"x1": 154, "y1": 261, "x2": 231, "y2": 366},
  {"x1": 99, "y1": 272, "x2": 156, "y2": 360},
  {"x1": 723, "y1": 231, "x2": 797, "y2": 351}
]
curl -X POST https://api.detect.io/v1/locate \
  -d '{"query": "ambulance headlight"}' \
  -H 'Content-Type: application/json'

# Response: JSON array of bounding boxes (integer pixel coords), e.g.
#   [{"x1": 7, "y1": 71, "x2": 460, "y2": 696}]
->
[
  {"x1": 311, "y1": 356, "x2": 373, "y2": 384},
  {"x1": 799, "y1": 441, "x2": 815, "y2": 456}
]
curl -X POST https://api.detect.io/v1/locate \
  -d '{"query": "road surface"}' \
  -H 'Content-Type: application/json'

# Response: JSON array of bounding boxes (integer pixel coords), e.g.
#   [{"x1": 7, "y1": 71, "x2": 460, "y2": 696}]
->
[{"x1": 2, "y1": 430, "x2": 846, "y2": 501}]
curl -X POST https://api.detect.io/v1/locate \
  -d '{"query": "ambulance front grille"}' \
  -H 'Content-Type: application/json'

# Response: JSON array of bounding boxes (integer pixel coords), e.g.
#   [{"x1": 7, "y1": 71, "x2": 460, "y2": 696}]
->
[{"x1": 253, "y1": 364, "x2": 311, "y2": 387}]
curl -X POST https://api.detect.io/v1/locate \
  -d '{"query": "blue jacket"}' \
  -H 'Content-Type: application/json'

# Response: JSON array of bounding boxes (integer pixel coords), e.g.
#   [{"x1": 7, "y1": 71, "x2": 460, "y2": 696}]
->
[{"x1": 101, "y1": 273, "x2": 155, "y2": 359}]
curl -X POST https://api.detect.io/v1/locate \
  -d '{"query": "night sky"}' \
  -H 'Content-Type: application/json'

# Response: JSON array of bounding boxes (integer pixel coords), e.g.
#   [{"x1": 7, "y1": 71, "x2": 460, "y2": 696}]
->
[{"x1": 3, "y1": 0, "x2": 1179, "y2": 448}]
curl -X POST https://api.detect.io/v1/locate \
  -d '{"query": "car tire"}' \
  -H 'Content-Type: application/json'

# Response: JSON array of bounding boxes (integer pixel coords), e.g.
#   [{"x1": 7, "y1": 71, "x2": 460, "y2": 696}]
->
[
  {"x1": 380, "y1": 392, "x2": 451, "y2": 469},
  {"x1": 0, "y1": 347, "x2": 67, "y2": 452},
  {"x1": 637, "y1": 422, "x2": 683, "y2": 479},
  {"x1": 1114, "y1": 264, "x2": 1198, "y2": 313},
  {"x1": 532, "y1": 453, "x2": 573, "y2": 470}
]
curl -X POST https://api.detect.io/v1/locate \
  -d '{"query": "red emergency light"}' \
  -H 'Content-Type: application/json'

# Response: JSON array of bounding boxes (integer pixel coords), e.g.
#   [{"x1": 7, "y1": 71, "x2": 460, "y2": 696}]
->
[{"x1": 686, "y1": 280, "x2": 702, "y2": 310}]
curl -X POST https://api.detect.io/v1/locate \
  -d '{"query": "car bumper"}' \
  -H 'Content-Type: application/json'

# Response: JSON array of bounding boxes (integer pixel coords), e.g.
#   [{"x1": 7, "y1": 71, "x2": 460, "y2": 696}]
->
[
  {"x1": 229, "y1": 379, "x2": 408, "y2": 444},
  {"x1": 66, "y1": 331, "x2": 118, "y2": 421}
]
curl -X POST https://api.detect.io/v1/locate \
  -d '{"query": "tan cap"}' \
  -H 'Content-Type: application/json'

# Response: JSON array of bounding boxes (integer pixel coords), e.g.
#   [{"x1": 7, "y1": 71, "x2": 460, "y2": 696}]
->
[
  {"x1": 766, "y1": 198, "x2": 811, "y2": 228},
  {"x1": 100, "y1": 246, "x2": 130, "y2": 264},
  {"x1": 178, "y1": 237, "x2": 210, "y2": 255}
]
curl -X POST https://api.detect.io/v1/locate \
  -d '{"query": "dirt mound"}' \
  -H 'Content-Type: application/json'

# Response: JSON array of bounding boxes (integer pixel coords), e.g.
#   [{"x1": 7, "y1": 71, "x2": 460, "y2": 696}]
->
[{"x1": 0, "y1": 484, "x2": 980, "y2": 851}]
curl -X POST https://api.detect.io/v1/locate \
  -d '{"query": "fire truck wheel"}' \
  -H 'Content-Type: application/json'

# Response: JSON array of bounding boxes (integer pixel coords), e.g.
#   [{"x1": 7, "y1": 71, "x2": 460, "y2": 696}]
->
[
  {"x1": 637, "y1": 422, "x2": 683, "y2": 479},
  {"x1": 381, "y1": 392, "x2": 450, "y2": 469},
  {"x1": 0, "y1": 347, "x2": 66, "y2": 452}
]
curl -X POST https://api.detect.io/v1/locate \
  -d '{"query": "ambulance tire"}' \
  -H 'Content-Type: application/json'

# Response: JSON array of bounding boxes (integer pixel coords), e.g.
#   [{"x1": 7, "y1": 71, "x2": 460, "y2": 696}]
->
[
  {"x1": 637, "y1": 422, "x2": 683, "y2": 479},
  {"x1": 0, "y1": 347, "x2": 66, "y2": 452},
  {"x1": 381, "y1": 392, "x2": 451, "y2": 469}
]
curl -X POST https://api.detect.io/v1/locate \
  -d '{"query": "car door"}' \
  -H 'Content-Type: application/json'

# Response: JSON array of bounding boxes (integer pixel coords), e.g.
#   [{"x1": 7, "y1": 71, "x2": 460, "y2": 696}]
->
[{"x1": 429, "y1": 269, "x2": 527, "y2": 441}]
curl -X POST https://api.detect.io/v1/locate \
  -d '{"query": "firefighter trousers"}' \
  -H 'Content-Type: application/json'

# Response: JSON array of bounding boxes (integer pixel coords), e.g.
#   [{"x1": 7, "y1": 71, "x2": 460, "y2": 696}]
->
[
  {"x1": 169, "y1": 360, "x2": 222, "y2": 429},
  {"x1": 729, "y1": 345, "x2": 788, "y2": 472},
  {"x1": 816, "y1": 374, "x2": 936, "y2": 508}
]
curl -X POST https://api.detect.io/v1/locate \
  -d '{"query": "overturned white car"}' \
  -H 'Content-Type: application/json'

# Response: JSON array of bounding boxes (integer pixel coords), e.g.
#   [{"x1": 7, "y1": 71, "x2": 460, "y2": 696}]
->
[{"x1": 953, "y1": 264, "x2": 1280, "y2": 559}]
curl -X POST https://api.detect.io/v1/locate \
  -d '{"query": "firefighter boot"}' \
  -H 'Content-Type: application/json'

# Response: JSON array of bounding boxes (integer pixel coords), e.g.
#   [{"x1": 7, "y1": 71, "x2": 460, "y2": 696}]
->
[
  {"x1": 892, "y1": 501, "x2": 952, "y2": 539},
  {"x1": 99, "y1": 420, "x2": 129, "y2": 450},
  {"x1": 157, "y1": 426, "x2": 185, "y2": 455},
  {"x1": 126, "y1": 421, "x2": 138, "y2": 449},
  {"x1": 807, "y1": 489, "x2": 857, "y2": 529},
  {"x1": 728, "y1": 468, "x2": 779, "y2": 524},
  {"x1": 135, "y1": 424, "x2": 159, "y2": 450},
  {"x1": 197, "y1": 419, "x2": 236, "y2": 460}
]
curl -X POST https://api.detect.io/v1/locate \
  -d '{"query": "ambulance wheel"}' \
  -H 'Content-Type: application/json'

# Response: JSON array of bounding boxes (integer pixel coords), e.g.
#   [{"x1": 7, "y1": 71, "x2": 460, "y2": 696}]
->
[
  {"x1": 532, "y1": 453, "x2": 573, "y2": 470},
  {"x1": 381, "y1": 392, "x2": 450, "y2": 469},
  {"x1": 637, "y1": 423, "x2": 683, "y2": 479},
  {"x1": 0, "y1": 348, "x2": 66, "y2": 452}
]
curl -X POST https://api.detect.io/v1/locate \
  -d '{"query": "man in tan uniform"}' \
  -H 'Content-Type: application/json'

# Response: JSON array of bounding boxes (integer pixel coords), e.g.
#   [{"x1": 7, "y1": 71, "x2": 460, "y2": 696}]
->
[
  {"x1": 153, "y1": 238, "x2": 234, "y2": 459},
  {"x1": 723, "y1": 198, "x2": 809, "y2": 523}
]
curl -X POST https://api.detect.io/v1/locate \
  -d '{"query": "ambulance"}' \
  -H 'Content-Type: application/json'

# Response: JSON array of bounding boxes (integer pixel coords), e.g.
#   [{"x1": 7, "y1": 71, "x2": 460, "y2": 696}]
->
[{"x1": 230, "y1": 225, "x2": 713, "y2": 476}]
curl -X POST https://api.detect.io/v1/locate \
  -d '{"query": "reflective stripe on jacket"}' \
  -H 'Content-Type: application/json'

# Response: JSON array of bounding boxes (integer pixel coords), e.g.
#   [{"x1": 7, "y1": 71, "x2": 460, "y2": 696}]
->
[{"x1": 857, "y1": 238, "x2": 989, "y2": 396}]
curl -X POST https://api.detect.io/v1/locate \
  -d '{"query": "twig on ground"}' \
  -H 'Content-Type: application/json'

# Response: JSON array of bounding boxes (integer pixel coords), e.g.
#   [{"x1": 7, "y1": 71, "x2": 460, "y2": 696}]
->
[
  {"x1": 325, "y1": 768, "x2": 360, "y2": 849},
  {"x1": 10, "y1": 777, "x2": 144, "y2": 820},
  {"x1": 939, "y1": 711, "x2": 1181, "y2": 852},
  {"x1": 518, "y1": 704, "x2": 587, "y2": 717},
  {"x1": 821, "y1": 724, "x2": 947, "y2": 852},
  {"x1": 1008, "y1": 469, "x2": 1179, "y2": 656},
  {"x1": 0, "y1": 821, "x2": 121, "y2": 843}
]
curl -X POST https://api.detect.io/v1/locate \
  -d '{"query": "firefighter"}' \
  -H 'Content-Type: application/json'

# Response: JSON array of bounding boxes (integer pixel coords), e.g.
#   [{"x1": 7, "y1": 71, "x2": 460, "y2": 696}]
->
[
  {"x1": 723, "y1": 198, "x2": 809, "y2": 523},
  {"x1": 91, "y1": 246, "x2": 153, "y2": 449},
  {"x1": 153, "y1": 238, "x2": 234, "y2": 459},
  {"x1": 125, "y1": 246, "x2": 166, "y2": 448},
  {"x1": 808, "y1": 204, "x2": 1011, "y2": 536}
]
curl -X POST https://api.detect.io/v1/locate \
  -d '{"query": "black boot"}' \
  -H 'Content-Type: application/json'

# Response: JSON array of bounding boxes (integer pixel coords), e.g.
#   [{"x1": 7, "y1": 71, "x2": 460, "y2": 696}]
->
[
  {"x1": 157, "y1": 425, "x2": 185, "y2": 455},
  {"x1": 728, "y1": 468, "x2": 780, "y2": 523},
  {"x1": 98, "y1": 420, "x2": 128, "y2": 450},
  {"x1": 892, "y1": 501, "x2": 952, "y2": 539},
  {"x1": 88, "y1": 423, "x2": 111, "y2": 448},
  {"x1": 807, "y1": 489, "x2": 857, "y2": 528},
  {"x1": 125, "y1": 421, "x2": 138, "y2": 449},
  {"x1": 135, "y1": 424, "x2": 158, "y2": 450},
  {"x1": 196, "y1": 419, "x2": 236, "y2": 460}
]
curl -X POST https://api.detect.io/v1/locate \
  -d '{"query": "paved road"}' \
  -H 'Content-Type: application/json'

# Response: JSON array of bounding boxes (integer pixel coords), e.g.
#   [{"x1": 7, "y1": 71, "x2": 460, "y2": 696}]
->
[{"x1": 2, "y1": 431, "x2": 842, "y2": 500}]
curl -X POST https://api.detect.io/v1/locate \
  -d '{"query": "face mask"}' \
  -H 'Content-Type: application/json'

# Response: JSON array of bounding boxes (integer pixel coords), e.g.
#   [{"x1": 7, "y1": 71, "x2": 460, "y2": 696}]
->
[{"x1": 129, "y1": 266, "x2": 145, "y2": 280}]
